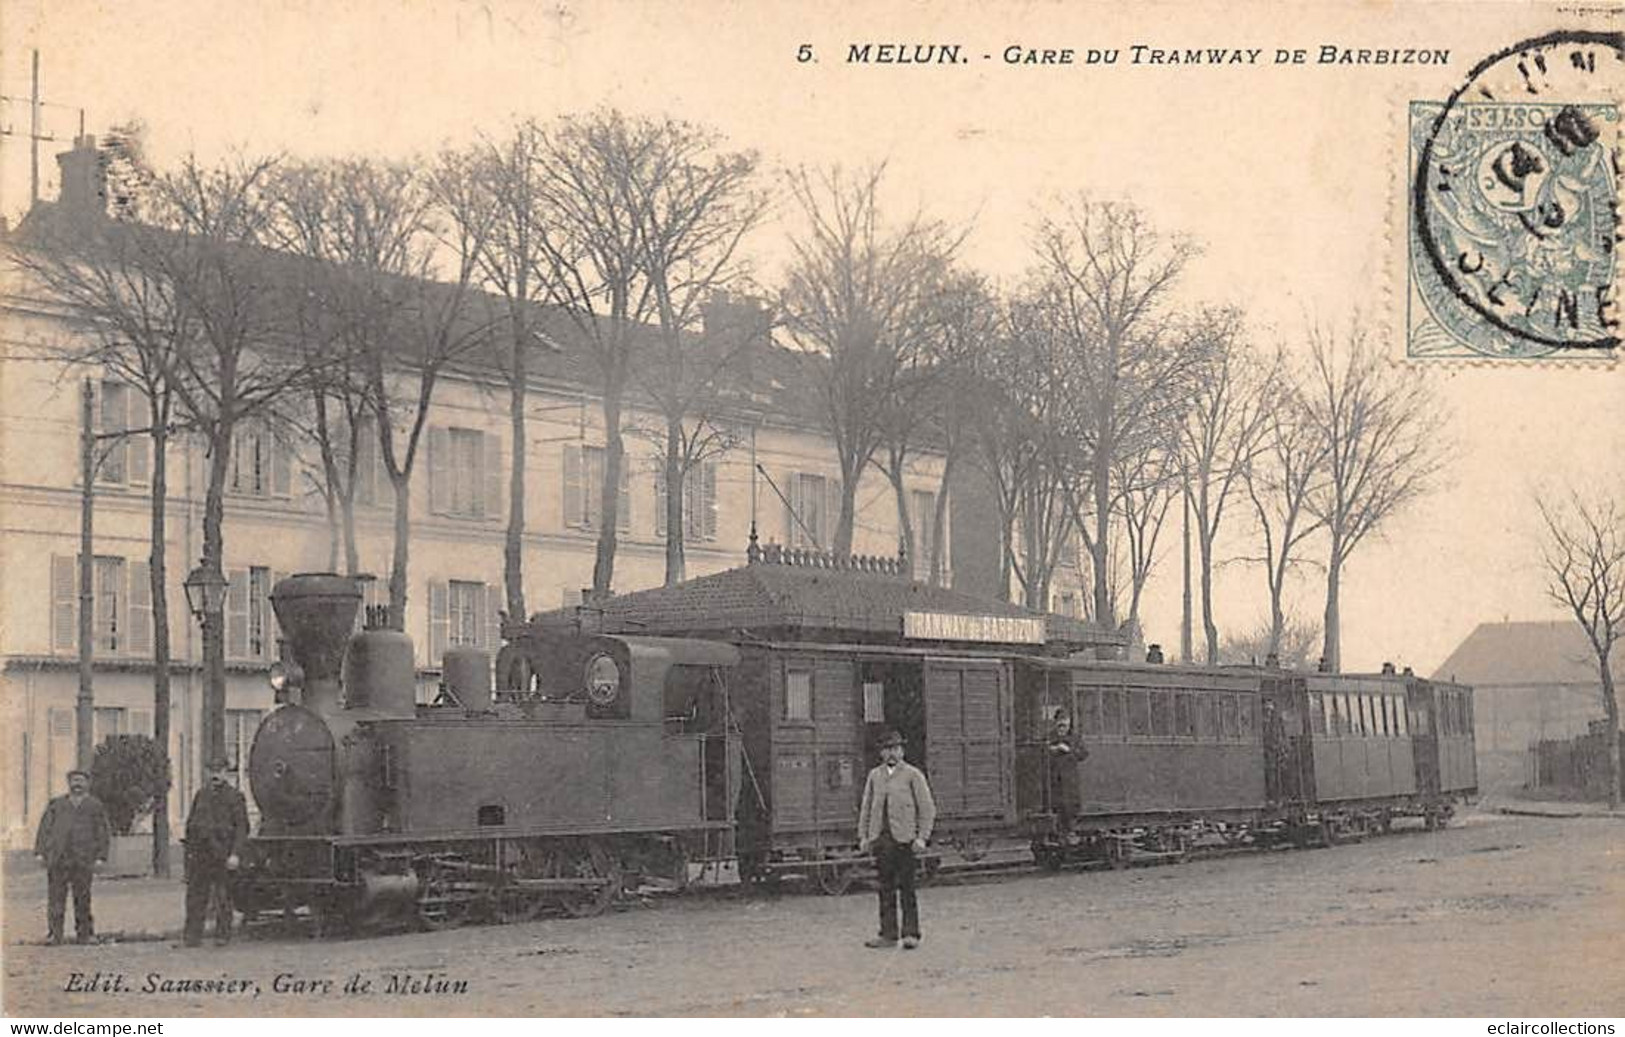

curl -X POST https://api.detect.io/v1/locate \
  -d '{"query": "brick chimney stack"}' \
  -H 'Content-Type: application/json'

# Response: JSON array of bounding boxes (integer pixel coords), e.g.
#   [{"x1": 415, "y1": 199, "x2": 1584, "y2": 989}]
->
[{"x1": 55, "y1": 135, "x2": 107, "y2": 220}]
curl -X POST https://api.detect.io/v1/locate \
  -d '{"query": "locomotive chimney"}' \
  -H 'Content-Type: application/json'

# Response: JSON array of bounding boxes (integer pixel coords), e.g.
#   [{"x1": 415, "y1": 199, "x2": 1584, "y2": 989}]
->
[{"x1": 270, "y1": 573, "x2": 361, "y2": 716}]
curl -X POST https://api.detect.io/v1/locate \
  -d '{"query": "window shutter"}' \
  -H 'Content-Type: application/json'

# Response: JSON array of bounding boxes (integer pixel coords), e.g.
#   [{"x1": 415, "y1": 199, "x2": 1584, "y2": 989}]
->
[
  {"x1": 128, "y1": 559, "x2": 152, "y2": 657},
  {"x1": 428, "y1": 427, "x2": 450, "y2": 516},
  {"x1": 228, "y1": 426, "x2": 245, "y2": 493},
  {"x1": 786, "y1": 471, "x2": 801, "y2": 546},
  {"x1": 617, "y1": 459, "x2": 631, "y2": 533},
  {"x1": 486, "y1": 583, "x2": 502, "y2": 651},
  {"x1": 562, "y1": 445, "x2": 583, "y2": 529},
  {"x1": 702, "y1": 461, "x2": 718, "y2": 540},
  {"x1": 268, "y1": 570, "x2": 285, "y2": 659},
  {"x1": 271, "y1": 435, "x2": 292, "y2": 498},
  {"x1": 428, "y1": 580, "x2": 449, "y2": 664},
  {"x1": 655, "y1": 467, "x2": 669, "y2": 539},
  {"x1": 129, "y1": 427, "x2": 150, "y2": 487},
  {"x1": 52, "y1": 555, "x2": 77, "y2": 653},
  {"x1": 98, "y1": 382, "x2": 128, "y2": 483},
  {"x1": 226, "y1": 568, "x2": 249, "y2": 660},
  {"x1": 483, "y1": 432, "x2": 504, "y2": 521}
]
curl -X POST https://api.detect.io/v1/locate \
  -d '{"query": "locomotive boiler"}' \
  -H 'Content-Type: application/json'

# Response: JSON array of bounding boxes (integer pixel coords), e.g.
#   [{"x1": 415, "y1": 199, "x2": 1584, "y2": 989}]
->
[{"x1": 234, "y1": 573, "x2": 740, "y2": 930}]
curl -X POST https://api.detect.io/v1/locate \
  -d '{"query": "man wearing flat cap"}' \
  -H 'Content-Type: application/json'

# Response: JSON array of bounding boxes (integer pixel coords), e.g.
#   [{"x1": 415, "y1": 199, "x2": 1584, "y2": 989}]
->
[
  {"x1": 34, "y1": 768, "x2": 111, "y2": 945},
  {"x1": 183, "y1": 757, "x2": 249, "y2": 946},
  {"x1": 857, "y1": 728, "x2": 936, "y2": 950}
]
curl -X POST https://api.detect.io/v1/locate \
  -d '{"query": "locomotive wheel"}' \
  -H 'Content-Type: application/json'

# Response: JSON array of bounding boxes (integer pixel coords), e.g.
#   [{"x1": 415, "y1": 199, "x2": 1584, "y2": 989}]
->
[
  {"x1": 555, "y1": 841, "x2": 620, "y2": 919},
  {"x1": 497, "y1": 843, "x2": 551, "y2": 924},
  {"x1": 416, "y1": 862, "x2": 478, "y2": 930},
  {"x1": 816, "y1": 862, "x2": 855, "y2": 896}
]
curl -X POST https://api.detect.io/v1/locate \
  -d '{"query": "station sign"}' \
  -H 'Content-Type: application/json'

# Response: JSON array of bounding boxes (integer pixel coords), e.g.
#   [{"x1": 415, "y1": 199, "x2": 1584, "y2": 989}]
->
[{"x1": 902, "y1": 610, "x2": 1046, "y2": 644}]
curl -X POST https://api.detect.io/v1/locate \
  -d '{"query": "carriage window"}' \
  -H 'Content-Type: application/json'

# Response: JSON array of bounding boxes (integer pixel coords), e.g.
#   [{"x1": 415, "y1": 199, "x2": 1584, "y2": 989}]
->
[
  {"x1": 1102, "y1": 688, "x2": 1126, "y2": 736},
  {"x1": 1198, "y1": 693, "x2": 1217, "y2": 740},
  {"x1": 785, "y1": 670, "x2": 813, "y2": 722},
  {"x1": 862, "y1": 682, "x2": 884, "y2": 723},
  {"x1": 1438, "y1": 692, "x2": 1451, "y2": 736},
  {"x1": 1394, "y1": 699, "x2": 1408, "y2": 737},
  {"x1": 1080, "y1": 687, "x2": 1102, "y2": 735},
  {"x1": 1358, "y1": 695, "x2": 1373, "y2": 737},
  {"x1": 1415, "y1": 702, "x2": 1431, "y2": 735},
  {"x1": 1175, "y1": 693, "x2": 1196, "y2": 738},
  {"x1": 1150, "y1": 691, "x2": 1172, "y2": 736},
  {"x1": 1327, "y1": 695, "x2": 1344, "y2": 736},
  {"x1": 1308, "y1": 694, "x2": 1327, "y2": 736},
  {"x1": 1129, "y1": 690, "x2": 1152, "y2": 736},
  {"x1": 1220, "y1": 694, "x2": 1239, "y2": 739},
  {"x1": 1238, "y1": 696, "x2": 1255, "y2": 739},
  {"x1": 1377, "y1": 696, "x2": 1389, "y2": 737},
  {"x1": 1343, "y1": 694, "x2": 1358, "y2": 736}
]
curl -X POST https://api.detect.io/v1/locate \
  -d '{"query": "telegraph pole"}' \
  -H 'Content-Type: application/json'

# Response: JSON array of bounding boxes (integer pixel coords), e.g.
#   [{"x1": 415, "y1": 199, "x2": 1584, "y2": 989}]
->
[{"x1": 77, "y1": 379, "x2": 95, "y2": 770}]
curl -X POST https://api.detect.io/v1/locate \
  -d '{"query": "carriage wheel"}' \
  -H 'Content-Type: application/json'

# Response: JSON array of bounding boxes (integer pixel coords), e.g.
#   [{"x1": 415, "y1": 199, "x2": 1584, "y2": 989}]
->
[
  {"x1": 1320, "y1": 819, "x2": 1342, "y2": 847},
  {"x1": 1034, "y1": 843, "x2": 1064, "y2": 872},
  {"x1": 816, "y1": 861, "x2": 855, "y2": 896},
  {"x1": 554, "y1": 841, "x2": 620, "y2": 919},
  {"x1": 416, "y1": 861, "x2": 478, "y2": 931},
  {"x1": 1105, "y1": 836, "x2": 1131, "y2": 870}
]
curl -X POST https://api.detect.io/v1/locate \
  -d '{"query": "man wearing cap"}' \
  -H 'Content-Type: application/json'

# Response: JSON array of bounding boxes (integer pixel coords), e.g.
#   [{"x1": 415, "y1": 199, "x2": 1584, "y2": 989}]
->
[
  {"x1": 183, "y1": 758, "x2": 250, "y2": 947},
  {"x1": 34, "y1": 768, "x2": 111, "y2": 945},
  {"x1": 857, "y1": 729, "x2": 936, "y2": 950}
]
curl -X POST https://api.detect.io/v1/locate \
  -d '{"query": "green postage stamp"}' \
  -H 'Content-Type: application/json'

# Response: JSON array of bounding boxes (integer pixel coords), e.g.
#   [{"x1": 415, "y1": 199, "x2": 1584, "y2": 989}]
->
[{"x1": 1407, "y1": 32, "x2": 1620, "y2": 360}]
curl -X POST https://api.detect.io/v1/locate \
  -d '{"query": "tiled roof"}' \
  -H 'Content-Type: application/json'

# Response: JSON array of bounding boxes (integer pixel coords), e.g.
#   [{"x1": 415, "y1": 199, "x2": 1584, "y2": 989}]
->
[
  {"x1": 533, "y1": 554, "x2": 1121, "y2": 650},
  {"x1": 1431, "y1": 620, "x2": 1619, "y2": 686}
]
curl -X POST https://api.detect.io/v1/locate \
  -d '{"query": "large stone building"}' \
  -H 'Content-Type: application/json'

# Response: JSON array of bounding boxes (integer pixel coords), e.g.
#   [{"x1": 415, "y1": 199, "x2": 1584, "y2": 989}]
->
[{"x1": 0, "y1": 146, "x2": 956, "y2": 848}]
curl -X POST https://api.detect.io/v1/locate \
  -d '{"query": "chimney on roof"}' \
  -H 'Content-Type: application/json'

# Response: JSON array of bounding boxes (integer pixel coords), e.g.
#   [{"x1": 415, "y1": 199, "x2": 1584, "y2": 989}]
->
[
  {"x1": 1381, "y1": 661, "x2": 1397, "y2": 675},
  {"x1": 56, "y1": 135, "x2": 107, "y2": 221},
  {"x1": 1145, "y1": 643, "x2": 1164, "y2": 664}
]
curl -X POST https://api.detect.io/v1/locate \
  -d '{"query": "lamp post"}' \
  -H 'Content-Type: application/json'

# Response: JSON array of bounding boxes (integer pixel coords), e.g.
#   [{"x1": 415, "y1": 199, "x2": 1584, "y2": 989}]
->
[{"x1": 183, "y1": 561, "x2": 228, "y2": 769}]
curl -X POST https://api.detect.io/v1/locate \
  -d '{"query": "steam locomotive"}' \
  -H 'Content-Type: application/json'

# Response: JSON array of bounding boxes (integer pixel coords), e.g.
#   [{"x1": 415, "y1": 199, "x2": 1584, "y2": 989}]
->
[{"x1": 233, "y1": 569, "x2": 1476, "y2": 932}]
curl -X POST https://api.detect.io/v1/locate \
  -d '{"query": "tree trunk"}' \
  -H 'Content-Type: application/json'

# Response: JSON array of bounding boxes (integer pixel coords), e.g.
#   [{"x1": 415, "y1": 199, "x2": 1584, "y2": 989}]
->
[
  {"x1": 148, "y1": 421, "x2": 172, "y2": 878},
  {"x1": 1180, "y1": 486, "x2": 1192, "y2": 664},
  {"x1": 340, "y1": 494, "x2": 359, "y2": 576},
  {"x1": 929, "y1": 449, "x2": 954, "y2": 587},
  {"x1": 1601, "y1": 665, "x2": 1621, "y2": 811},
  {"x1": 593, "y1": 398, "x2": 623, "y2": 596},
  {"x1": 388, "y1": 472, "x2": 411, "y2": 632},
  {"x1": 663, "y1": 424, "x2": 686, "y2": 587},
  {"x1": 889, "y1": 466, "x2": 913, "y2": 574},
  {"x1": 1199, "y1": 517, "x2": 1219, "y2": 665},
  {"x1": 833, "y1": 457, "x2": 859, "y2": 558},
  {"x1": 1321, "y1": 548, "x2": 1342, "y2": 672},
  {"x1": 1092, "y1": 450, "x2": 1113, "y2": 627},
  {"x1": 201, "y1": 420, "x2": 233, "y2": 766},
  {"x1": 505, "y1": 346, "x2": 527, "y2": 618}
]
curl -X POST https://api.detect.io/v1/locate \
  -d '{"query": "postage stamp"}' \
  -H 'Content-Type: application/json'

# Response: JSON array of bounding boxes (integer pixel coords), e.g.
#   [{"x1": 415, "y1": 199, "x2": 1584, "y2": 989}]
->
[{"x1": 1407, "y1": 30, "x2": 1622, "y2": 359}]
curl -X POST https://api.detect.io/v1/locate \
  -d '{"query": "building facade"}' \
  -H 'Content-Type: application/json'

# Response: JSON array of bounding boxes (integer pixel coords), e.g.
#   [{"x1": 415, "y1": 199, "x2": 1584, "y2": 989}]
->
[{"x1": 0, "y1": 230, "x2": 953, "y2": 851}]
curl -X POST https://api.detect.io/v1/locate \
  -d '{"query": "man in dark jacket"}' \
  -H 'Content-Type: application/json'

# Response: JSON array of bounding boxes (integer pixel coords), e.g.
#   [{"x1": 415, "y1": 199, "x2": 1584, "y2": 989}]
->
[
  {"x1": 184, "y1": 757, "x2": 250, "y2": 947},
  {"x1": 34, "y1": 768, "x2": 111, "y2": 945}
]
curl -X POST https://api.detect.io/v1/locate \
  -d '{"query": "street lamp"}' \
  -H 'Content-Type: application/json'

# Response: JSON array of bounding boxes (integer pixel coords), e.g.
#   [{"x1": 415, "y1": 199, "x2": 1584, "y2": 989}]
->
[{"x1": 182, "y1": 563, "x2": 228, "y2": 621}]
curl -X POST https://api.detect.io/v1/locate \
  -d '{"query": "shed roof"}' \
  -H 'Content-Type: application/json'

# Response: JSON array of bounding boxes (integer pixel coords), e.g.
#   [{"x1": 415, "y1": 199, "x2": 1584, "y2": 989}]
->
[{"x1": 1431, "y1": 620, "x2": 1618, "y2": 687}]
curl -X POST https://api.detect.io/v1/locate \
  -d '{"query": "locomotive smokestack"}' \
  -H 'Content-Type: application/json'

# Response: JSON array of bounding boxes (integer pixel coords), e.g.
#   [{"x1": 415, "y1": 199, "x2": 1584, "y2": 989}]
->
[{"x1": 270, "y1": 573, "x2": 361, "y2": 716}]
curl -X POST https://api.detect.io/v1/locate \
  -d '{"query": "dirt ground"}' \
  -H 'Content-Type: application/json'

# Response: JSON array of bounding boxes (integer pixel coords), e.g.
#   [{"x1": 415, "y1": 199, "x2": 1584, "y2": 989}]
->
[{"x1": 3, "y1": 811, "x2": 1621, "y2": 1017}]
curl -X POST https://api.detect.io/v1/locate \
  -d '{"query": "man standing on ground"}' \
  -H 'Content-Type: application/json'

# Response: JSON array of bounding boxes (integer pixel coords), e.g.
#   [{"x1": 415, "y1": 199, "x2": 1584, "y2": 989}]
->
[
  {"x1": 34, "y1": 768, "x2": 111, "y2": 945},
  {"x1": 857, "y1": 728, "x2": 936, "y2": 950},
  {"x1": 184, "y1": 757, "x2": 249, "y2": 947}
]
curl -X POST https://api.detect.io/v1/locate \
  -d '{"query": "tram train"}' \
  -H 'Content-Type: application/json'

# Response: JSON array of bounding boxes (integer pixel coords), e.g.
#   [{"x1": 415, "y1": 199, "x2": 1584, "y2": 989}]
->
[{"x1": 233, "y1": 568, "x2": 1477, "y2": 931}]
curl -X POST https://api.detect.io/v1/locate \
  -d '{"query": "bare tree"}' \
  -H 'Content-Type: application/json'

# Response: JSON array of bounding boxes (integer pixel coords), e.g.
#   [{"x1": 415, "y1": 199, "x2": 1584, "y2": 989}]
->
[
  {"x1": 1538, "y1": 489, "x2": 1624, "y2": 809},
  {"x1": 5, "y1": 126, "x2": 192, "y2": 875},
  {"x1": 620, "y1": 124, "x2": 766, "y2": 585},
  {"x1": 1115, "y1": 445, "x2": 1180, "y2": 633},
  {"x1": 1220, "y1": 614, "x2": 1323, "y2": 670},
  {"x1": 1242, "y1": 377, "x2": 1329, "y2": 661},
  {"x1": 1303, "y1": 324, "x2": 1449, "y2": 671},
  {"x1": 271, "y1": 156, "x2": 496, "y2": 628},
  {"x1": 1176, "y1": 309, "x2": 1275, "y2": 663},
  {"x1": 1031, "y1": 198, "x2": 1204, "y2": 627},
  {"x1": 780, "y1": 164, "x2": 962, "y2": 557}
]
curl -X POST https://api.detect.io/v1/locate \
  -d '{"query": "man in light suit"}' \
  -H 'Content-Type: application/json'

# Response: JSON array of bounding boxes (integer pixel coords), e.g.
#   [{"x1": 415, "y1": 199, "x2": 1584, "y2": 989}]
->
[{"x1": 857, "y1": 728, "x2": 936, "y2": 949}]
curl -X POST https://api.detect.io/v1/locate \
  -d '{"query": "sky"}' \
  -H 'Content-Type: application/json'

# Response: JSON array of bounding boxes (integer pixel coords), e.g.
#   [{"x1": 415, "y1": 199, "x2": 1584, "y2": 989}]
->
[{"x1": 3, "y1": 0, "x2": 1621, "y2": 675}]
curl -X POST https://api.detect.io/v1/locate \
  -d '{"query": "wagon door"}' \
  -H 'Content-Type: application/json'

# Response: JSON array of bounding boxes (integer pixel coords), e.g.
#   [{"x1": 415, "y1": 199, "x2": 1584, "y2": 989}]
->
[{"x1": 922, "y1": 658, "x2": 1014, "y2": 826}]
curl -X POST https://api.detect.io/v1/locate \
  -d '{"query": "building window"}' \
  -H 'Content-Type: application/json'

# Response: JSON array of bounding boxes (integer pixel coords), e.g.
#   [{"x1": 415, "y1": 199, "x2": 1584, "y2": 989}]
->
[
  {"x1": 95, "y1": 380, "x2": 149, "y2": 487},
  {"x1": 92, "y1": 556, "x2": 124, "y2": 653},
  {"x1": 785, "y1": 670, "x2": 813, "y2": 722},
  {"x1": 429, "y1": 427, "x2": 501, "y2": 520},
  {"x1": 862, "y1": 681, "x2": 884, "y2": 722},
  {"x1": 227, "y1": 566, "x2": 278, "y2": 661},
  {"x1": 786, "y1": 472, "x2": 829, "y2": 550},
  {"x1": 51, "y1": 555, "x2": 152, "y2": 657},
  {"x1": 563, "y1": 444, "x2": 630, "y2": 532},
  {"x1": 911, "y1": 489, "x2": 936, "y2": 580},
  {"x1": 226, "y1": 710, "x2": 264, "y2": 787},
  {"x1": 93, "y1": 707, "x2": 125, "y2": 746},
  {"x1": 349, "y1": 418, "x2": 385, "y2": 508},
  {"x1": 229, "y1": 422, "x2": 291, "y2": 498},
  {"x1": 655, "y1": 461, "x2": 719, "y2": 542},
  {"x1": 428, "y1": 579, "x2": 499, "y2": 663}
]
